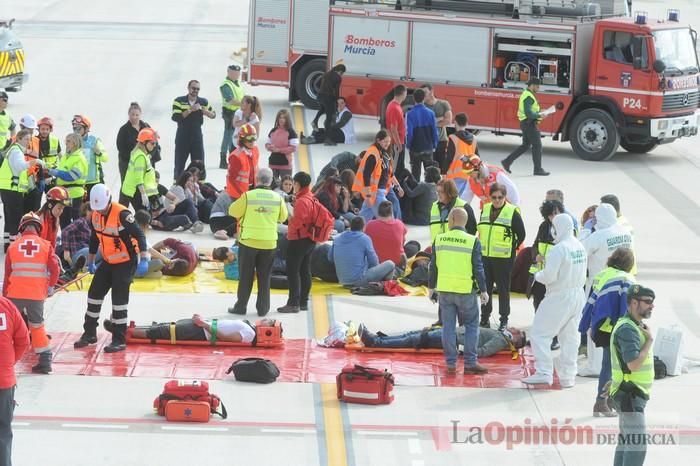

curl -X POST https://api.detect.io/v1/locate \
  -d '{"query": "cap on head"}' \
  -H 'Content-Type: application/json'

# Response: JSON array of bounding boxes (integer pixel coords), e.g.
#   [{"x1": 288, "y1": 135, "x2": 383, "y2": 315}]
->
[
  {"x1": 0, "y1": 91, "x2": 8, "y2": 100},
  {"x1": 89, "y1": 183, "x2": 111, "y2": 211},
  {"x1": 228, "y1": 64, "x2": 241, "y2": 71},
  {"x1": 627, "y1": 284, "x2": 655, "y2": 304}
]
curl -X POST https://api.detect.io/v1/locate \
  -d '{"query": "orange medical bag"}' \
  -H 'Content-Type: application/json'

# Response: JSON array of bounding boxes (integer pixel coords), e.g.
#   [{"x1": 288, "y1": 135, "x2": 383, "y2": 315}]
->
[{"x1": 153, "y1": 380, "x2": 227, "y2": 422}]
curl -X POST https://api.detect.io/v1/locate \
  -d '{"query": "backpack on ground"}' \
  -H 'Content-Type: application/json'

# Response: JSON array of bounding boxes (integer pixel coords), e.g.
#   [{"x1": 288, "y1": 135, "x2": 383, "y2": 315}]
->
[{"x1": 227, "y1": 357, "x2": 280, "y2": 383}]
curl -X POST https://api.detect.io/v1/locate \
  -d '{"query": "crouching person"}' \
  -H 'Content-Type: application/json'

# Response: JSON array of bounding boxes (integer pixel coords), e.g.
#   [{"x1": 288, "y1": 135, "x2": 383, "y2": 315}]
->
[
  {"x1": 3, "y1": 213, "x2": 60, "y2": 374},
  {"x1": 127, "y1": 314, "x2": 276, "y2": 344}
]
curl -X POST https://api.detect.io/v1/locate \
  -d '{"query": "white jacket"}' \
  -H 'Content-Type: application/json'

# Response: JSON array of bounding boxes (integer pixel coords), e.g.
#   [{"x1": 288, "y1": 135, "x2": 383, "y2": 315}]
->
[
  {"x1": 581, "y1": 203, "x2": 634, "y2": 288},
  {"x1": 534, "y1": 214, "x2": 587, "y2": 294}
]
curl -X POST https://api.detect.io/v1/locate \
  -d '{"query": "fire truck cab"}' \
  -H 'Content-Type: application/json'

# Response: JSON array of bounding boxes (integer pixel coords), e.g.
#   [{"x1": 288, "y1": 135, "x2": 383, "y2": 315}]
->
[
  {"x1": 247, "y1": 0, "x2": 699, "y2": 161},
  {"x1": 0, "y1": 19, "x2": 28, "y2": 92}
]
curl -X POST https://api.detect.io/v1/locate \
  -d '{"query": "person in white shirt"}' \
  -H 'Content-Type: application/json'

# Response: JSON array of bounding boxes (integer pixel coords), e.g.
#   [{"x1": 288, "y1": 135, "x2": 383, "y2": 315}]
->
[{"x1": 127, "y1": 315, "x2": 277, "y2": 343}]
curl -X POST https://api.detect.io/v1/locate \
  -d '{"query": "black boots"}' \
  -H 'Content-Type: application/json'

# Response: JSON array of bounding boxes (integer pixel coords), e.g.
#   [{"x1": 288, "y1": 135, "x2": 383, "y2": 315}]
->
[
  {"x1": 103, "y1": 319, "x2": 126, "y2": 353},
  {"x1": 73, "y1": 333, "x2": 97, "y2": 348},
  {"x1": 219, "y1": 154, "x2": 227, "y2": 169},
  {"x1": 32, "y1": 351, "x2": 52, "y2": 374}
]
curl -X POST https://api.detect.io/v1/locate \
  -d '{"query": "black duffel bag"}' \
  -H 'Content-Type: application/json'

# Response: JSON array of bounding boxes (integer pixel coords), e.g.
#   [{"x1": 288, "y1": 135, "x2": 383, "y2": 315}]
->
[{"x1": 226, "y1": 357, "x2": 280, "y2": 384}]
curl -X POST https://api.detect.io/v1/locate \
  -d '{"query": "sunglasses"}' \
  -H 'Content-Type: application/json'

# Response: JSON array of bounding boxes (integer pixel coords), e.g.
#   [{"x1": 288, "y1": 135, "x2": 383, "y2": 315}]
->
[{"x1": 637, "y1": 298, "x2": 654, "y2": 305}]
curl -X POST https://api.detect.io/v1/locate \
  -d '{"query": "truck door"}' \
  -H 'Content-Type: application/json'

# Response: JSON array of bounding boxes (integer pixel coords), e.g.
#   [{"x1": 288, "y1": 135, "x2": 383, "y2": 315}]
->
[
  {"x1": 248, "y1": 0, "x2": 291, "y2": 85},
  {"x1": 591, "y1": 29, "x2": 652, "y2": 116}
]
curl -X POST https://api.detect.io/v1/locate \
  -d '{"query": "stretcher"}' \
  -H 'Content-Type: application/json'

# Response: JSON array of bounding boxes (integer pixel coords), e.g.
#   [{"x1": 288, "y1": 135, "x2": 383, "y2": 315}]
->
[
  {"x1": 125, "y1": 319, "x2": 284, "y2": 347},
  {"x1": 52, "y1": 272, "x2": 90, "y2": 294},
  {"x1": 344, "y1": 342, "x2": 521, "y2": 360}
]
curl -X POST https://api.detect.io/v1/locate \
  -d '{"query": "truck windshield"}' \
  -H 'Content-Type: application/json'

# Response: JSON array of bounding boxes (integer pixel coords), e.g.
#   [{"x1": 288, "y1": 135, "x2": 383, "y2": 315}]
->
[{"x1": 652, "y1": 28, "x2": 699, "y2": 74}]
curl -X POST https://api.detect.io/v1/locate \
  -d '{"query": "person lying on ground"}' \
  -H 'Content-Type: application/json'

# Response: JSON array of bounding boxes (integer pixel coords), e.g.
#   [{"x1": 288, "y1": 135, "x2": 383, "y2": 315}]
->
[
  {"x1": 152, "y1": 238, "x2": 199, "y2": 277},
  {"x1": 112, "y1": 314, "x2": 277, "y2": 343},
  {"x1": 357, "y1": 323, "x2": 527, "y2": 358},
  {"x1": 213, "y1": 244, "x2": 240, "y2": 280}
]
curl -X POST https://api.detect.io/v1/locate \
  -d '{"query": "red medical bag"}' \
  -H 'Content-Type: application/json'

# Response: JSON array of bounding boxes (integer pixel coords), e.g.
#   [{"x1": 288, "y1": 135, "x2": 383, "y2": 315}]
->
[
  {"x1": 336, "y1": 364, "x2": 395, "y2": 405},
  {"x1": 164, "y1": 401, "x2": 212, "y2": 423},
  {"x1": 153, "y1": 380, "x2": 227, "y2": 421}
]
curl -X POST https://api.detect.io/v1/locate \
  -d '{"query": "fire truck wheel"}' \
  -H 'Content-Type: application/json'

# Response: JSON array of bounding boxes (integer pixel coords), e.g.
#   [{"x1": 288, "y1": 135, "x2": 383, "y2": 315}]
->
[
  {"x1": 295, "y1": 58, "x2": 326, "y2": 109},
  {"x1": 619, "y1": 138, "x2": 659, "y2": 154},
  {"x1": 569, "y1": 108, "x2": 620, "y2": 161}
]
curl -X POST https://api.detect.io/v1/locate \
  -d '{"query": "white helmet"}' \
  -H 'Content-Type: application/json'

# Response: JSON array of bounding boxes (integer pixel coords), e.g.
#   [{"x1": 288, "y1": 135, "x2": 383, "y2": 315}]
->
[
  {"x1": 89, "y1": 183, "x2": 111, "y2": 211},
  {"x1": 20, "y1": 114, "x2": 37, "y2": 129}
]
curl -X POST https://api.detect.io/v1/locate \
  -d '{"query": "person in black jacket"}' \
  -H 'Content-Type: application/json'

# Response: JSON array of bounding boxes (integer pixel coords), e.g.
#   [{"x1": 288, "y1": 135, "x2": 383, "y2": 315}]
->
[
  {"x1": 116, "y1": 102, "x2": 150, "y2": 182},
  {"x1": 311, "y1": 64, "x2": 346, "y2": 144},
  {"x1": 400, "y1": 166, "x2": 439, "y2": 226}
]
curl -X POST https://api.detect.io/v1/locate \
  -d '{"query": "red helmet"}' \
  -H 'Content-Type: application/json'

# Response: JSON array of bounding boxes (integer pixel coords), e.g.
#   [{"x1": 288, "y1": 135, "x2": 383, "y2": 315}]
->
[
  {"x1": 137, "y1": 127, "x2": 159, "y2": 144},
  {"x1": 47, "y1": 186, "x2": 71, "y2": 206},
  {"x1": 71, "y1": 114, "x2": 92, "y2": 130},
  {"x1": 238, "y1": 123, "x2": 257, "y2": 142},
  {"x1": 37, "y1": 117, "x2": 54, "y2": 130},
  {"x1": 461, "y1": 154, "x2": 482, "y2": 172},
  {"x1": 18, "y1": 212, "x2": 43, "y2": 233}
]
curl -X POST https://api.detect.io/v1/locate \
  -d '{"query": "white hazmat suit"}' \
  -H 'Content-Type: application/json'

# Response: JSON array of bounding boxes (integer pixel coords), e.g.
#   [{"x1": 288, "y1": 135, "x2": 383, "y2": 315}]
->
[{"x1": 523, "y1": 214, "x2": 587, "y2": 387}]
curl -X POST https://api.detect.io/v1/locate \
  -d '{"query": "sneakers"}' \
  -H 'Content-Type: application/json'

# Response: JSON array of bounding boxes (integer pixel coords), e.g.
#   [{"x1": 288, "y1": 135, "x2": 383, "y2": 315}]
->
[
  {"x1": 521, "y1": 373, "x2": 553, "y2": 386},
  {"x1": 464, "y1": 364, "x2": 489, "y2": 375},
  {"x1": 228, "y1": 307, "x2": 246, "y2": 315},
  {"x1": 190, "y1": 221, "x2": 204, "y2": 233},
  {"x1": 500, "y1": 159, "x2": 512, "y2": 174},
  {"x1": 551, "y1": 337, "x2": 560, "y2": 351},
  {"x1": 214, "y1": 230, "x2": 229, "y2": 240},
  {"x1": 104, "y1": 342, "x2": 126, "y2": 353},
  {"x1": 533, "y1": 169, "x2": 551, "y2": 176},
  {"x1": 498, "y1": 321, "x2": 508, "y2": 332},
  {"x1": 593, "y1": 398, "x2": 617, "y2": 417},
  {"x1": 277, "y1": 304, "x2": 300, "y2": 314},
  {"x1": 73, "y1": 334, "x2": 97, "y2": 348}
]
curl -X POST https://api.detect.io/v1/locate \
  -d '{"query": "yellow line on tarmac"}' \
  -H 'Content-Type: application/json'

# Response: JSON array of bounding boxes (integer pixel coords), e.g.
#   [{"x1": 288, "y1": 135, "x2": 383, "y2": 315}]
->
[{"x1": 295, "y1": 104, "x2": 348, "y2": 466}]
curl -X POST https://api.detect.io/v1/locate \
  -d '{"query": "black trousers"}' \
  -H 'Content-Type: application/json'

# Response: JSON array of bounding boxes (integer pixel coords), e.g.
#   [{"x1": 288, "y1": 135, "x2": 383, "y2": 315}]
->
[
  {"x1": 1, "y1": 190, "x2": 24, "y2": 252},
  {"x1": 395, "y1": 144, "x2": 406, "y2": 174},
  {"x1": 118, "y1": 192, "x2": 147, "y2": 213},
  {"x1": 60, "y1": 197, "x2": 83, "y2": 229},
  {"x1": 174, "y1": 134, "x2": 204, "y2": 181},
  {"x1": 232, "y1": 243, "x2": 275, "y2": 315},
  {"x1": 409, "y1": 150, "x2": 435, "y2": 181},
  {"x1": 286, "y1": 238, "x2": 315, "y2": 306},
  {"x1": 209, "y1": 216, "x2": 236, "y2": 237},
  {"x1": 0, "y1": 386, "x2": 15, "y2": 466},
  {"x1": 531, "y1": 281, "x2": 546, "y2": 311},
  {"x1": 434, "y1": 140, "x2": 448, "y2": 174},
  {"x1": 503, "y1": 121, "x2": 543, "y2": 171},
  {"x1": 23, "y1": 187, "x2": 42, "y2": 214},
  {"x1": 314, "y1": 93, "x2": 337, "y2": 135},
  {"x1": 83, "y1": 260, "x2": 135, "y2": 344},
  {"x1": 480, "y1": 257, "x2": 514, "y2": 324},
  {"x1": 118, "y1": 157, "x2": 129, "y2": 183}
]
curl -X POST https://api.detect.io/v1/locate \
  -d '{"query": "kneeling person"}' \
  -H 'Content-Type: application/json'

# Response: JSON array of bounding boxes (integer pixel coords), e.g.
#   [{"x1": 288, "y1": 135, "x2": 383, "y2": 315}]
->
[{"x1": 125, "y1": 314, "x2": 276, "y2": 343}]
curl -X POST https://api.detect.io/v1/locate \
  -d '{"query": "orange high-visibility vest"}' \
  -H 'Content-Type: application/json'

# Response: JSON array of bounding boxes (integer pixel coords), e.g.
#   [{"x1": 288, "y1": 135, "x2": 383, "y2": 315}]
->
[
  {"x1": 445, "y1": 134, "x2": 478, "y2": 181},
  {"x1": 226, "y1": 146, "x2": 259, "y2": 199},
  {"x1": 25, "y1": 136, "x2": 40, "y2": 161},
  {"x1": 469, "y1": 164, "x2": 504, "y2": 208},
  {"x1": 5, "y1": 233, "x2": 53, "y2": 300},
  {"x1": 352, "y1": 145, "x2": 393, "y2": 206},
  {"x1": 91, "y1": 203, "x2": 139, "y2": 264}
]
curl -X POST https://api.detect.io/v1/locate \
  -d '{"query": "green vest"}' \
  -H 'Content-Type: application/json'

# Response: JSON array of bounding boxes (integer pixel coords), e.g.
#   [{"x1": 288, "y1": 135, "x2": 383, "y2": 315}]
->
[
  {"x1": 41, "y1": 135, "x2": 61, "y2": 168},
  {"x1": 517, "y1": 89, "x2": 540, "y2": 122},
  {"x1": 239, "y1": 189, "x2": 284, "y2": 244},
  {"x1": 610, "y1": 315, "x2": 654, "y2": 397},
  {"x1": 429, "y1": 198, "x2": 467, "y2": 242},
  {"x1": 435, "y1": 229, "x2": 476, "y2": 293},
  {"x1": 56, "y1": 149, "x2": 88, "y2": 199},
  {"x1": 478, "y1": 203, "x2": 518, "y2": 258},
  {"x1": 0, "y1": 143, "x2": 29, "y2": 192},
  {"x1": 121, "y1": 147, "x2": 157, "y2": 198},
  {"x1": 221, "y1": 78, "x2": 244, "y2": 112},
  {"x1": 592, "y1": 267, "x2": 636, "y2": 334},
  {"x1": 528, "y1": 241, "x2": 553, "y2": 274},
  {"x1": 0, "y1": 111, "x2": 11, "y2": 150}
]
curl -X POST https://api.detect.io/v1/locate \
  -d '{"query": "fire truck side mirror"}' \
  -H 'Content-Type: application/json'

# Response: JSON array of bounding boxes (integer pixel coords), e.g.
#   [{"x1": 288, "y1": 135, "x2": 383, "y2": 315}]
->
[{"x1": 653, "y1": 60, "x2": 666, "y2": 74}]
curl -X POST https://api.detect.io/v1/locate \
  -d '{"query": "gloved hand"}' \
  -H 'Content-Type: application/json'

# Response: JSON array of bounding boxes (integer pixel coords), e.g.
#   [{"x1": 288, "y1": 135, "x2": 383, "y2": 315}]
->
[
  {"x1": 87, "y1": 262, "x2": 96, "y2": 274},
  {"x1": 428, "y1": 289, "x2": 438, "y2": 304},
  {"x1": 47, "y1": 286, "x2": 55, "y2": 297},
  {"x1": 141, "y1": 192, "x2": 149, "y2": 209},
  {"x1": 135, "y1": 258, "x2": 149, "y2": 277}
]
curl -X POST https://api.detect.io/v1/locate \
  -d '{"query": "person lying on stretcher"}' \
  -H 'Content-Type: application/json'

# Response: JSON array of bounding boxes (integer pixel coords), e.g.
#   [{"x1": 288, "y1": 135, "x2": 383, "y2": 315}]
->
[
  {"x1": 357, "y1": 323, "x2": 527, "y2": 358},
  {"x1": 107, "y1": 314, "x2": 276, "y2": 343}
]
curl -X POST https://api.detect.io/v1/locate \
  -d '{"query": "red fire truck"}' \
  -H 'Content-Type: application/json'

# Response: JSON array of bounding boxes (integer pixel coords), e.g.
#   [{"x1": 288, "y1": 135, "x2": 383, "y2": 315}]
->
[{"x1": 247, "y1": 0, "x2": 699, "y2": 160}]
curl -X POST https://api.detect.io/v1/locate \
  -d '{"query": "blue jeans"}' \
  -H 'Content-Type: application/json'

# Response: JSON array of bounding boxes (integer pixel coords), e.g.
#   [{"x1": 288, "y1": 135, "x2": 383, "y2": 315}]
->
[
  {"x1": 440, "y1": 291, "x2": 480, "y2": 367},
  {"x1": 597, "y1": 346, "x2": 612, "y2": 399},
  {"x1": 73, "y1": 247, "x2": 103, "y2": 268},
  {"x1": 386, "y1": 189, "x2": 402, "y2": 221},
  {"x1": 354, "y1": 260, "x2": 395, "y2": 286},
  {"x1": 369, "y1": 329, "x2": 443, "y2": 348},
  {"x1": 359, "y1": 190, "x2": 388, "y2": 222}
]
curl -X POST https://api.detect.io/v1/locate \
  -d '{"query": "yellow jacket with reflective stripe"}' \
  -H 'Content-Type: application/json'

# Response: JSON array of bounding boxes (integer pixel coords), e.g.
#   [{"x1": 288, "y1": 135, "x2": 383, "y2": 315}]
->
[
  {"x1": 529, "y1": 241, "x2": 553, "y2": 274},
  {"x1": 56, "y1": 149, "x2": 88, "y2": 199},
  {"x1": 220, "y1": 78, "x2": 245, "y2": 112},
  {"x1": 0, "y1": 111, "x2": 12, "y2": 149},
  {"x1": 517, "y1": 89, "x2": 540, "y2": 122},
  {"x1": 121, "y1": 147, "x2": 157, "y2": 198},
  {"x1": 435, "y1": 228, "x2": 476, "y2": 293},
  {"x1": 478, "y1": 203, "x2": 518, "y2": 258},
  {"x1": 39, "y1": 134, "x2": 61, "y2": 168},
  {"x1": 610, "y1": 315, "x2": 654, "y2": 397},
  {"x1": 0, "y1": 143, "x2": 29, "y2": 192},
  {"x1": 430, "y1": 198, "x2": 467, "y2": 243},
  {"x1": 230, "y1": 188, "x2": 288, "y2": 250}
]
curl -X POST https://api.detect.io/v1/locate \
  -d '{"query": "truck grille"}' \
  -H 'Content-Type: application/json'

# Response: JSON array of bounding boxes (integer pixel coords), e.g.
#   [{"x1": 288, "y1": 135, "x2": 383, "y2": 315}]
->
[{"x1": 662, "y1": 91, "x2": 700, "y2": 112}]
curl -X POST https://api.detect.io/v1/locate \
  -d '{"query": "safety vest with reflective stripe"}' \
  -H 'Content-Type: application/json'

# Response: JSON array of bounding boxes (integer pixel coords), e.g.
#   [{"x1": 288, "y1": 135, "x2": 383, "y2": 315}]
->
[
  {"x1": 56, "y1": 148, "x2": 88, "y2": 199},
  {"x1": 429, "y1": 198, "x2": 467, "y2": 242},
  {"x1": 238, "y1": 189, "x2": 284, "y2": 244},
  {"x1": 0, "y1": 143, "x2": 30, "y2": 192},
  {"x1": 610, "y1": 315, "x2": 654, "y2": 397},
  {"x1": 592, "y1": 267, "x2": 636, "y2": 334},
  {"x1": 352, "y1": 145, "x2": 392, "y2": 206},
  {"x1": 435, "y1": 228, "x2": 476, "y2": 294},
  {"x1": 5, "y1": 233, "x2": 52, "y2": 300},
  {"x1": 83, "y1": 134, "x2": 107, "y2": 184},
  {"x1": 445, "y1": 134, "x2": 477, "y2": 181},
  {"x1": 38, "y1": 134, "x2": 60, "y2": 168},
  {"x1": 91, "y1": 203, "x2": 139, "y2": 264},
  {"x1": 121, "y1": 147, "x2": 158, "y2": 198},
  {"x1": 0, "y1": 111, "x2": 12, "y2": 149},
  {"x1": 226, "y1": 146, "x2": 259, "y2": 199},
  {"x1": 528, "y1": 241, "x2": 553, "y2": 274},
  {"x1": 468, "y1": 165, "x2": 504, "y2": 208},
  {"x1": 477, "y1": 203, "x2": 518, "y2": 258},
  {"x1": 220, "y1": 78, "x2": 245, "y2": 112},
  {"x1": 517, "y1": 89, "x2": 540, "y2": 122}
]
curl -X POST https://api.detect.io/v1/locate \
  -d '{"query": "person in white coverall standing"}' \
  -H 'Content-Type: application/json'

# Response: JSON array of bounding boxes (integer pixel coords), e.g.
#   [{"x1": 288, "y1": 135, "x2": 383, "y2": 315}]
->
[{"x1": 522, "y1": 214, "x2": 587, "y2": 387}]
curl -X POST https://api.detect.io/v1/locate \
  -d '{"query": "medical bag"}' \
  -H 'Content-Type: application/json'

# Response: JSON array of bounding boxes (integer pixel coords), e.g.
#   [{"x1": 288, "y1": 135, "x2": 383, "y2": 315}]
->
[
  {"x1": 153, "y1": 380, "x2": 227, "y2": 422},
  {"x1": 336, "y1": 364, "x2": 394, "y2": 405}
]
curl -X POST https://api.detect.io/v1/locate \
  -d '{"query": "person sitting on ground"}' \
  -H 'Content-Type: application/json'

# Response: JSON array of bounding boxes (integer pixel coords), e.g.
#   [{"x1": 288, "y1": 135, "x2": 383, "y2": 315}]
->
[
  {"x1": 340, "y1": 168, "x2": 363, "y2": 211},
  {"x1": 187, "y1": 166, "x2": 214, "y2": 222},
  {"x1": 266, "y1": 109, "x2": 299, "y2": 179},
  {"x1": 303, "y1": 96, "x2": 355, "y2": 146},
  {"x1": 120, "y1": 314, "x2": 277, "y2": 343},
  {"x1": 315, "y1": 176, "x2": 355, "y2": 233},
  {"x1": 133, "y1": 210, "x2": 171, "y2": 278},
  {"x1": 357, "y1": 323, "x2": 527, "y2": 357},
  {"x1": 311, "y1": 243, "x2": 339, "y2": 283},
  {"x1": 365, "y1": 200, "x2": 407, "y2": 269},
  {"x1": 167, "y1": 171, "x2": 205, "y2": 233},
  {"x1": 328, "y1": 216, "x2": 395, "y2": 287},
  {"x1": 399, "y1": 166, "x2": 440, "y2": 226},
  {"x1": 152, "y1": 238, "x2": 199, "y2": 277},
  {"x1": 185, "y1": 160, "x2": 219, "y2": 202},
  {"x1": 56, "y1": 202, "x2": 92, "y2": 273},
  {"x1": 209, "y1": 191, "x2": 236, "y2": 240},
  {"x1": 314, "y1": 151, "x2": 361, "y2": 191},
  {"x1": 213, "y1": 244, "x2": 240, "y2": 280},
  {"x1": 151, "y1": 171, "x2": 202, "y2": 232},
  {"x1": 274, "y1": 174, "x2": 295, "y2": 220}
]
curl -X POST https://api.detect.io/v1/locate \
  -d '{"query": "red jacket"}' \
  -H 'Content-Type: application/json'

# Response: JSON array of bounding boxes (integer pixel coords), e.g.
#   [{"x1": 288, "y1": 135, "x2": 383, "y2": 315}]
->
[
  {"x1": 0, "y1": 297, "x2": 30, "y2": 388},
  {"x1": 39, "y1": 209, "x2": 60, "y2": 248},
  {"x1": 226, "y1": 146, "x2": 259, "y2": 199},
  {"x1": 287, "y1": 187, "x2": 316, "y2": 240}
]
